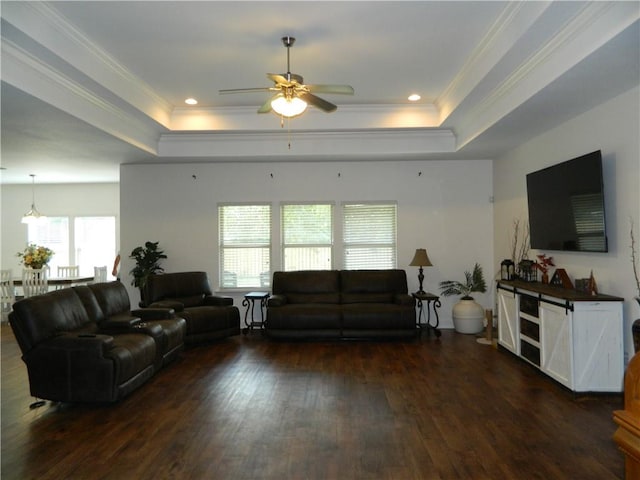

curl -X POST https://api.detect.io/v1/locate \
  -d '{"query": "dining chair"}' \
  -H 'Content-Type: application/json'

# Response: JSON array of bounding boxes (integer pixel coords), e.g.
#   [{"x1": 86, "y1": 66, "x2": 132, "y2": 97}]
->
[
  {"x1": 0, "y1": 269, "x2": 15, "y2": 322},
  {"x1": 93, "y1": 266, "x2": 108, "y2": 283},
  {"x1": 22, "y1": 268, "x2": 49, "y2": 298},
  {"x1": 57, "y1": 266, "x2": 80, "y2": 277},
  {"x1": 56, "y1": 266, "x2": 80, "y2": 289}
]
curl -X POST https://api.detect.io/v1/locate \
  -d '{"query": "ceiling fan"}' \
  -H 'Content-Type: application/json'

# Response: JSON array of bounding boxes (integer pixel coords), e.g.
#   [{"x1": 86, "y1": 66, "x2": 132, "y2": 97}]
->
[{"x1": 219, "y1": 36, "x2": 354, "y2": 118}]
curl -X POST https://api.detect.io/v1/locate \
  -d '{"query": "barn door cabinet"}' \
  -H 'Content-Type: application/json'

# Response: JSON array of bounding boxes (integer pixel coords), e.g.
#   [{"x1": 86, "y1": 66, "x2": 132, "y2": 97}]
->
[{"x1": 497, "y1": 280, "x2": 624, "y2": 393}]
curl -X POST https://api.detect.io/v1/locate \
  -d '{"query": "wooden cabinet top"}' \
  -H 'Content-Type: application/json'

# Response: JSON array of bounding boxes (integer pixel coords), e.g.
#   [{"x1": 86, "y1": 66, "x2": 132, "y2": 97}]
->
[{"x1": 497, "y1": 280, "x2": 623, "y2": 302}]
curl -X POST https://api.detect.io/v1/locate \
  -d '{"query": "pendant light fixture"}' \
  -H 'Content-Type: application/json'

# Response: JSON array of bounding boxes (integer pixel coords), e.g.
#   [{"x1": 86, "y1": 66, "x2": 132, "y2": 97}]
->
[{"x1": 21, "y1": 174, "x2": 46, "y2": 224}]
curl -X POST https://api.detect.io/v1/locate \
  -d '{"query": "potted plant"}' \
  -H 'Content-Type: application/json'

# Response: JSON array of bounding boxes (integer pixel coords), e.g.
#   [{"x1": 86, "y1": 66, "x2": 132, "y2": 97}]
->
[
  {"x1": 129, "y1": 241, "x2": 167, "y2": 302},
  {"x1": 439, "y1": 263, "x2": 487, "y2": 334}
]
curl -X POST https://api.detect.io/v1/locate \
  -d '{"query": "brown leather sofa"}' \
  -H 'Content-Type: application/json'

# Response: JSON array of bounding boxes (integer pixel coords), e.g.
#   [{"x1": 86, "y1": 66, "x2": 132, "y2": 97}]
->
[
  {"x1": 266, "y1": 269, "x2": 416, "y2": 339},
  {"x1": 141, "y1": 272, "x2": 241, "y2": 344},
  {"x1": 8, "y1": 283, "x2": 185, "y2": 403}
]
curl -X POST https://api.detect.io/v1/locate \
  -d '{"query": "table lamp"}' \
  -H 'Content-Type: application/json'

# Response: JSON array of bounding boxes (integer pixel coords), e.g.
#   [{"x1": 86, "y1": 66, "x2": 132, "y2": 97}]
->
[{"x1": 409, "y1": 248, "x2": 433, "y2": 294}]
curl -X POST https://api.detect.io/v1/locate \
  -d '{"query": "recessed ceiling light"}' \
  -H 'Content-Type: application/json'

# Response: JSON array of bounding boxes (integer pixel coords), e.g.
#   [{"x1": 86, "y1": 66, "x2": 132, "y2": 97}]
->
[
  {"x1": 185, "y1": 98, "x2": 198, "y2": 105},
  {"x1": 408, "y1": 94, "x2": 421, "y2": 102}
]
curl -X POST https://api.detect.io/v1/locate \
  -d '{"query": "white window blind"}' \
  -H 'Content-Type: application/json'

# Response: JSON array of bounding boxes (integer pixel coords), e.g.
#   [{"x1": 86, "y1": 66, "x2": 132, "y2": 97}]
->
[
  {"x1": 282, "y1": 203, "x2": 333, "y2": 271},
  {"x1": 219, "y1": 204, "x2": 271, "y2": 288},
  {"x1": 343, "y1": 203, "x2": 397, "y2": 270}
]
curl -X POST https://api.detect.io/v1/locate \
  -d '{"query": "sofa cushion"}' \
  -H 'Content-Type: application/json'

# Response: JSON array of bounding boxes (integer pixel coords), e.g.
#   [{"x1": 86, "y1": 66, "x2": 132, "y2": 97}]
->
[
  {"x1": 340, "y1": 269, "x2": 408, "y2": 294},
  {"x1": 272, "y1": 270, "x2": 340, "y2": 295},
  {"x1": 287, "y1": 293, "x2": 341, "y2": 304},
  {"x1": 144, "y1": 272, "x2": 212, "y2": 305},
  {"x1": 180, "y1": 306, "x2": 238, "y2": 335},
  {"x1": 11, "y1": 289, "x2": 93, "y2": 353},
  {"x1": 341, "y1": 293, "x2": 393, "y2": 304},
  {"x1": 87, "y1": 281, "x2": 132, "y2": 318},
  {"x1": 266, "y1": 304, "x2": 341, "y2": 330},
  {"x1": 342, "y1": 304, "x2": 416, "y2": 329}
]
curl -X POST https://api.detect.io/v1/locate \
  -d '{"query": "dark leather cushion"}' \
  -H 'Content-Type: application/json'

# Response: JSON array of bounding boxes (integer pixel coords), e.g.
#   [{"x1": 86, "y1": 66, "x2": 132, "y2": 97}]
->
[
  {"x1": 342, "y1": 304, "x2": 415, "y2": 329},
  {"x1": 340, "y1": 269, "x2": 408, "y2": 294},
  {"x1": 341, "y1": 293, "x2": 393, "y2": 304},
  {"x1": 266, "y1": 305, "x2": 341, "y2": 329},
  {"x1": 287, "y1": 293, "x2": 341, "y2": 304},
  {"x1": 272, "y1": 270, "x2": 340, "y2": 295},
  {"x1": 144, "y1": 272, "x2": 213, "y2": 305},
  {"x1": 180, "y1": 306, "x2": 238, "y2": 335},
  {"x1": 11, "y1": 289, "x2": 92, "y2": 352}
]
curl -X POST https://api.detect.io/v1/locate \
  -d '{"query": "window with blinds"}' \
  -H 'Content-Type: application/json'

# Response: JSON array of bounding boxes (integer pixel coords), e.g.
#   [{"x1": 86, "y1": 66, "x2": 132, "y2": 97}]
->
[
  {"x1": 219, "y1": 204, "x2": 271, "y2": 288},
  {"x1": 282, "y1": 203, "x2": 333, "y2": 271},
  {"x1": 570, "y1": 193, "x2": 607, "y2": 252},
  {"x1": 342, "y1": 203, "x2": 397, "y2": 270}
]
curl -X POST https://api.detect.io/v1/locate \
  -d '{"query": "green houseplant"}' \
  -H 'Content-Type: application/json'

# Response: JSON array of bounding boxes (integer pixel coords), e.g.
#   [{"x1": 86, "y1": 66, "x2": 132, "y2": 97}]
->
[
  {"x1": 439, "y1": 263, "x2": 487, "y2": 334},
  {"x1": 129, "y1": 241, "x2": 167, "y2": 301}
]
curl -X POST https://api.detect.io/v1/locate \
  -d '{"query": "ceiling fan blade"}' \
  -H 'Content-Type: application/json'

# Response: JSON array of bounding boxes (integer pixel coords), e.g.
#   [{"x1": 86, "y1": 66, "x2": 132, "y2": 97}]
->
[
  {"x1": 257, "y1": 95, "x2": 278, "y2": 114},
  {"x1": 267, "y1": 73, "x2": 304, "y2": 85},
  {"x1": 306, "y1": 84, "x2": 354, "y2": 95},
  {"x1": 299, "y1": 92, "x2": 337, "y2": 113},
  {"x1": 219, "y1": 87, "x2": 272, "y2": 94}
]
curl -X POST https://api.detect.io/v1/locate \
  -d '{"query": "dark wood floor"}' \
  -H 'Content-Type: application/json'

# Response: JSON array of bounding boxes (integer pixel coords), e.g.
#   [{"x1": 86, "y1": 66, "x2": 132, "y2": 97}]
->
[{"x1": 1, "y1": 323, "x2": 624, "y2": 480}]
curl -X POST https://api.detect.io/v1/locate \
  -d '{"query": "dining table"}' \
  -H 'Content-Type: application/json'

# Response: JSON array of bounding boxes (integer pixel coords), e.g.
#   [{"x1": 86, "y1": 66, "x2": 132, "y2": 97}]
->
[{"x1": 12, "y1": 276, "x2": 95, "y2": 287}]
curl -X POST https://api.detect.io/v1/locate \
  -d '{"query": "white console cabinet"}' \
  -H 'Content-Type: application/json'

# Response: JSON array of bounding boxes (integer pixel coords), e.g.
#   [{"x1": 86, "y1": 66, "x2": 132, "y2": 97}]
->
[{"x1": 497, "y1": 281, "x2": 624, "y2": 393}]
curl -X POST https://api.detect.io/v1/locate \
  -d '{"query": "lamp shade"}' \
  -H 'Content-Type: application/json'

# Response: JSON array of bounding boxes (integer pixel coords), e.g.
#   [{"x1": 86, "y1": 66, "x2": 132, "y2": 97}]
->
[
  {"x1": 271, "y1": 95, "x2": 307, "y2": 118},
  {"x1": 409, "y1": 248, "x2": 432, "y2": 267}
]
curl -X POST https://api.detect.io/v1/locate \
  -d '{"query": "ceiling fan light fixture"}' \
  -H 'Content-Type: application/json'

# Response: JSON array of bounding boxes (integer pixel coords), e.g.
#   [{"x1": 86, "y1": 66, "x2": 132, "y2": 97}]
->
[{"x1": 271, "y1": 95, "x2": 307, "y2": 118}]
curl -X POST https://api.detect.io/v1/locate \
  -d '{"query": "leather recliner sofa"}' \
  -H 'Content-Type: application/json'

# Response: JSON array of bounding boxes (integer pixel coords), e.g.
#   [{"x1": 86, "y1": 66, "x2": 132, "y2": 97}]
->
[
  {"x1": 9, "y1": 282, "x2": 186, "y2": 403},
  {"x1": 266, "y1": 269, "x2": 416, "y2": 339},
  {"x1": 140, "y1": 271, "x2": 241, "y2": 344}
]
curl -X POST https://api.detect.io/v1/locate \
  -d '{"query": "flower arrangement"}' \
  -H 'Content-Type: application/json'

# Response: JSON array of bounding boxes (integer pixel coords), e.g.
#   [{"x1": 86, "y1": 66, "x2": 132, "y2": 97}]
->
[
  {"x1": 534, "y1": 253, "x2": 554, "y2": 275},
  {"x1": 17, "y1": 244, "x2": 54, "y2": 269}
]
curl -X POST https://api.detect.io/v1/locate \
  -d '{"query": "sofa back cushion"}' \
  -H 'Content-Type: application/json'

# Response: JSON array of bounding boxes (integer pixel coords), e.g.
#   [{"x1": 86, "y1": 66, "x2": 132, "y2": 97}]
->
[
  {"x1": 272, "y1": 270, "x2": 340, "y2": 304},
  {"x1": 144, "y1": 272, "x2": 212, "y2": 306},
  {"x1": 87, "y1": 281, "x2": 132, "y2": 318},
  {"x1": 74, "y1": 285, "x2": 107, "y2": 323},
  {"x1": 340, "y1": 270, "x2": 408, "y2": 304},
  {"x1": 9, "y1": 288, "x2": 93, "y2": 354}
]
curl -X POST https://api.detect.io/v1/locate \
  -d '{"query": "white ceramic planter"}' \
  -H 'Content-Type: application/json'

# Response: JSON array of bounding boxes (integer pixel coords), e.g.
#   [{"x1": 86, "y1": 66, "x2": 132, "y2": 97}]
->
[{"x1": 452, "y1": 298, "x2": 485, "y2": 334}]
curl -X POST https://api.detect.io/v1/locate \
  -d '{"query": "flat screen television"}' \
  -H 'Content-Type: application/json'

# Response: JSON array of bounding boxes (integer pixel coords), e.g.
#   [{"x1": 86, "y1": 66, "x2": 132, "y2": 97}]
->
[{"x1": 526, "y1": 150, "x2": 608, "y2": 253}]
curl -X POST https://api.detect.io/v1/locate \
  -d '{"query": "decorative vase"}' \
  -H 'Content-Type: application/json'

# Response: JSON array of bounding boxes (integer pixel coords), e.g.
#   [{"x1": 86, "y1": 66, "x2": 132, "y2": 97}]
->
[
  {"x1": 542, "y1": 273, "x2": 549, "y2": 284},
  {"x1": 452, "y1": 297, "x2": 485, "y2": 334}
]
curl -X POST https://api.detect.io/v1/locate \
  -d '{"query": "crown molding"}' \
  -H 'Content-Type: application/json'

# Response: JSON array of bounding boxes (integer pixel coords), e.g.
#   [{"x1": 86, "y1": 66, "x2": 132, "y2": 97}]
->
[
  {"x1": 436, "y1": 1, "x2": 550, "y2": 124},
  {"x1": 158, "y1": 128, "x2": 456, "y2": 158},
  {"x1": 455, "y1": 1, "x2": 640, "y2": 150},
  {"x1": 1, "y1": 1, "x2": 173, "y2": 128},
  {"x1": 2, "y1": 38, "x2": 161, "y2": 155},
  {"x1": 170, "y1": 104, "x2": 441, "y2": 131}
]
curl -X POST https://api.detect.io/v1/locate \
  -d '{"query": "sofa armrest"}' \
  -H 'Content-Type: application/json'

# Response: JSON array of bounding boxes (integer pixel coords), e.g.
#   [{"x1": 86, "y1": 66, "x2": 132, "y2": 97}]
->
[
  {"x1": 202, "y1": 296, "x2": 234, "y2": 307},
  {"x1": 131, "y1": 308, "x2": 176, "y2": 320},
  {"x1": 149, "y1": 300, "x2": 185, "y2": 312},
  {"x1": 101, "y1": 314, "x2": 141, "y2": 330},
  {"x1": 394, "y1": 294, "x2": 415, "y2": 306},
  {"x1": 267, "y1": 294, "x2": 287, "y2": 307}
]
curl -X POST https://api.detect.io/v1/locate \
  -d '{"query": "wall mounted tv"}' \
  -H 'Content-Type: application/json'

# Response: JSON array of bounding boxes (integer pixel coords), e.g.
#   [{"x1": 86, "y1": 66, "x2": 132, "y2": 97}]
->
[{"x1": 526, "y1": 150, "x2": 608, "y2": 253}]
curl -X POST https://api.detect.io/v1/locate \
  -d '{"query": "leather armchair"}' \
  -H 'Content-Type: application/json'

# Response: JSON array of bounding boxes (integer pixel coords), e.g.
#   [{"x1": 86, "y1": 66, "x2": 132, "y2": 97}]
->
[{"x1": 142, "y1": 272, "x2": 240, "y2": 344}]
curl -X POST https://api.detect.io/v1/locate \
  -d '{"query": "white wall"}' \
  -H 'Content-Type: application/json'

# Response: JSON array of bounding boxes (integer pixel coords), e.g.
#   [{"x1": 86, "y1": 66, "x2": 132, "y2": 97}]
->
[
  {"x1": 120, "y1": 159, "x2": 495, "y2": 327},
  {"x1": 1, "y1": 183, "x2": 120, "y2": 272},
  {"x1": 493, "y1": 86, "x2": 640, "y2": 360}
]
